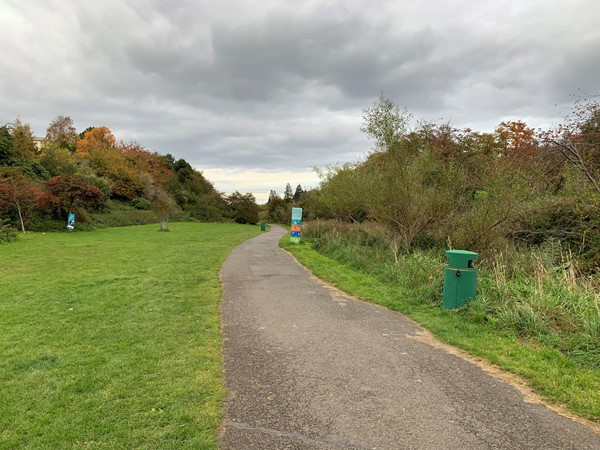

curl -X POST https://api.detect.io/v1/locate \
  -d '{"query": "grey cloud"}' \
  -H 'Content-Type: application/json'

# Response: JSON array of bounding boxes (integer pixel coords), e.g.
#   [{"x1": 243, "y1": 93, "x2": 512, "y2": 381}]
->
[{"x1": 1, "y1": 0, "x2": 599, "y2": 189}]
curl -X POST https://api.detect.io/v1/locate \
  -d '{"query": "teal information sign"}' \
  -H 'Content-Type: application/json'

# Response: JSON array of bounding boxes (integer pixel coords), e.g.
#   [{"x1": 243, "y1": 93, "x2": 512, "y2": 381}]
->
[
  {"x1": 67, "y1": 212, "x2": 75, "y2": 231},
  {"x1": 291, "y1": 207, "x2": 302, "y2": 222},
  {"x1": 290, "y1": 207, "x2": 303, "y2": 244}
]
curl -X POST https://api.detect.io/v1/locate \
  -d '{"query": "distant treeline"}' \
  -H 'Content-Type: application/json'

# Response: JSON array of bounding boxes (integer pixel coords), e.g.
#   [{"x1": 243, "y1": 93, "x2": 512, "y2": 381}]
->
[{"x1": 0, "y1": 116, "x2": 260, "y2": 236}]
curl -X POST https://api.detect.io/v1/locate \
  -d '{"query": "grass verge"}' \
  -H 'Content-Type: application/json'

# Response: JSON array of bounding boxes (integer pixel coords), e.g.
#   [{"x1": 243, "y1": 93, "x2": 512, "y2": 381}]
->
[
  {"x1": 280, "y1": 237, "x2": 600, "y2": 423},
  {"x1": 0, "y1": 223, "x2": 260, "y2": 449}
]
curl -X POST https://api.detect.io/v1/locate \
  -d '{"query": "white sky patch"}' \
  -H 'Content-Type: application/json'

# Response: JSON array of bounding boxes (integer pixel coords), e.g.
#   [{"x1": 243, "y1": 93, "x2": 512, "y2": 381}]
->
[{"x1": 200, "y1": 167, "x2": 321, "y2": 204}]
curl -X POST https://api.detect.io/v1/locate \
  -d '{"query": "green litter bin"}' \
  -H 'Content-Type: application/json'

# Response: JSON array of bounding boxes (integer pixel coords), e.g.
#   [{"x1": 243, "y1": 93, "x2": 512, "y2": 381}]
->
[
  {"x1": 443, "y1": 250, "x2": 479, "y2": 309},
  {"x1": 260, "y1": 222, "x2": 266, "y2": 231}
]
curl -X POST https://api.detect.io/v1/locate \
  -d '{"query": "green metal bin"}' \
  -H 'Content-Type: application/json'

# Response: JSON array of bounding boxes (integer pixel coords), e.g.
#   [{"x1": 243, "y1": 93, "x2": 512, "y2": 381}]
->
[
  {"x1": 260, "y1": 222, "x2": 266, "y2": 231},
  {"x1": 443, "y1": 250, "x2": 479, "y2": 309}
]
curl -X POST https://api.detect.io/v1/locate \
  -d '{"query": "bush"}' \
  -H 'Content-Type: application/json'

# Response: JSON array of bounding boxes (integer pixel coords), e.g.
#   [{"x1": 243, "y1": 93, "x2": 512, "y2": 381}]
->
[
  {"x1": 131, "y1": 197, "x2": 152, "y2": 210},
  {"x1": 0, "y1": 218, "x2": 17, "y2": 242},
  {"x1": 513, "y1": 194, "x2": 600, "y2": 274}
]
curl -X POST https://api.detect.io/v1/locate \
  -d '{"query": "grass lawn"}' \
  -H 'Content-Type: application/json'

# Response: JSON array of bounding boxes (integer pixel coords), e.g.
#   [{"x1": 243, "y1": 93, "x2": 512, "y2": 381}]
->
[
  {"x1": 281, "y1": 238, "x2": 600, "y2": 424},
  {"x1": 0, "y1": 223, "x2": 260, "y2": 449}
]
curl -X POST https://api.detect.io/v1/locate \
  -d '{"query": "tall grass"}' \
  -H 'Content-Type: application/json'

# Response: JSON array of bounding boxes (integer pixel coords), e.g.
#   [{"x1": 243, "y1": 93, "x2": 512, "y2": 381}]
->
[{"x1": 303, "y1": 219, "x2": 600, "y2": 369}]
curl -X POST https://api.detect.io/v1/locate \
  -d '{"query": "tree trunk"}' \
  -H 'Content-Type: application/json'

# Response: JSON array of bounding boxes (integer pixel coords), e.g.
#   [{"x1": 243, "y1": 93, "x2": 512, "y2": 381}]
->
[
  {"x1": 16, "y1": 201, "x2": 25, "y2": 233},
  {"x1": 160, "y1": 216, "x2": 169, "y2": 231}
]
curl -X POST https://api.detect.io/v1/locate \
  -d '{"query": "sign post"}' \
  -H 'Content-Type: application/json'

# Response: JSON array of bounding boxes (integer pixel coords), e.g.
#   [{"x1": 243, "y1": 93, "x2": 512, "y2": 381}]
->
[
  {"x1": 66, "y1": 212, "x2": 76, "y2": 232},
  {"x1": 290, "y1": 207, "x2": 302, "y2": 244}
]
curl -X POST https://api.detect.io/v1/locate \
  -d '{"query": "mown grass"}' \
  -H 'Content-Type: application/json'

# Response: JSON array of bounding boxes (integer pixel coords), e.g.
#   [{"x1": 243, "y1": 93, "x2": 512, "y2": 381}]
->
[
  {"x1": 281, "y1": 230, "x2": 600, "y2": 422},
  {"x1": 0, "y1": 223, "x2": 260, "y2": 449}
]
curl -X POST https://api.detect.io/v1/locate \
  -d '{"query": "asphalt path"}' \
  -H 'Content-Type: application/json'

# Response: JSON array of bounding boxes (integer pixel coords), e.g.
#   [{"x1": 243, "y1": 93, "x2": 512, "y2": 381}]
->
[{"x1": 219, "y1": 225, "x2": 600, "y2": 449}]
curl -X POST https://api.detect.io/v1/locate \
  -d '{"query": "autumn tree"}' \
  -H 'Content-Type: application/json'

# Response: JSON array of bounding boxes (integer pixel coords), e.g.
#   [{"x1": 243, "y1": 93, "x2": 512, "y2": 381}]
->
[
  {"x1": 120, "y1": 141, "x2": 175, "y2": 186},
  {"x1": 0, "y1": 168, "x2": 40, "y2": 232},
  {"x1": 46, "y1": 115, "x2": 78, "y2": 151},
  {"x1": 45, "y1": 175, "x2": 104, "y2": 216},
  {"x1": 495, "y1": 120, "x2": 538, "y2": 166},
  {"x1": 76, "y1": 126, "x2": 116, "y2": 159},
  {"x1": 77, "y1": 127, "x2": 143, "y2": 200}
]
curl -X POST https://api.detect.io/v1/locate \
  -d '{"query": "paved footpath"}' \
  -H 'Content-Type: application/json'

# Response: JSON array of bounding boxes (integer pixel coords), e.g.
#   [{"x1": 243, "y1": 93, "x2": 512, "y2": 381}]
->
[{"x1": 219, "y1": 225, "x2": 600, "y2": 450}]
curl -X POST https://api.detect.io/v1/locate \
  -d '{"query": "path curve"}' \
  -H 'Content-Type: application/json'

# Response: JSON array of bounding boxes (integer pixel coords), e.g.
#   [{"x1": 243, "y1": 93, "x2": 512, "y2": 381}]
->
[{"x1": 219, "y1": 225, "x2": 600, "y2": 449}]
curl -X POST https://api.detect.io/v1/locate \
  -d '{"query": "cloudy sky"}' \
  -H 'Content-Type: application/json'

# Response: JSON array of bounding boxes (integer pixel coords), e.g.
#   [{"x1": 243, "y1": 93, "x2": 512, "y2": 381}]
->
[{"x1": 2, "y1": 1, "x2": 599, "y2": 202}]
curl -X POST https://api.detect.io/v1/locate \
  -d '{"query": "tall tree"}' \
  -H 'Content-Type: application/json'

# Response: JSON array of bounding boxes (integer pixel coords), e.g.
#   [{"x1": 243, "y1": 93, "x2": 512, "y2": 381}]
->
[
  {"x1": 0, "y1": 124, "x2": 14, "y2": 165},
  {"x1": 361, "y1": 93, "x2": 411, "y2": 151},
  {"x1": 11, "y1": 117, "x2": 37, "y2": 161},
  {"x1": 76, "y1": 126, "x2": 116, "y2": 158},
  {"x1": 0, "y1": 168, "x2": 39, "y2": 232},
  {"x1": 293, "y1": 184, "x2": 304, "y2": 202},
  {"x1": 46, "y1": 116, "x2": 78, "y2": 151},
  {"x1": 266, "y1": 190, "x2": 287, "y2": 223},
  {"x1": 227, "y1": 192, "x2": 259, "y2": 224},
  {"x1": 495, "y1": 120, "x2": 538, "y2": 166},
  {"x1": 152, "y1": 186, "x2": 177, "y2": 231},
  {"x1": 283, "y1": 183, "x2": 293, "y2": 203}
]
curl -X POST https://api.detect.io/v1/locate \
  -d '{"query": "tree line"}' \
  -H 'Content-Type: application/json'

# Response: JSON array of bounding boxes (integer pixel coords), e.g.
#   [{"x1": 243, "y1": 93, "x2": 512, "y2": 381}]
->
[
  {"x1": 0, "y1": 115, "x2": 260, "y2": 236},
  {"x1": 288, "y1": 93, "x2": 600, "y2": 274}
]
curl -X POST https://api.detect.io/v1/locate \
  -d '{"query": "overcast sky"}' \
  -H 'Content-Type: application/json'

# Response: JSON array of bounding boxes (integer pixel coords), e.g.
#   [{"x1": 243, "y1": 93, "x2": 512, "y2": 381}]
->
[{"x1": 2, "y1": 1, "x2": 599, "y2": 202}]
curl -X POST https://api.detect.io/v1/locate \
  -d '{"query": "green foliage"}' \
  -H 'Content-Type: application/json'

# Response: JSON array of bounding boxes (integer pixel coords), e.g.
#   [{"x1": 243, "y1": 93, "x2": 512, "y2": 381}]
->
[
  {"x1": 227, "y1": 191, "x2": 259, "y2": 224},
  {"x1": 0, "y1": 124, "x2": 14, "y2": 164},
  {"x1": 361, "y1": 92, "x2": 411, "y2": 151},
  {"x1": 311, "y1": 94, "x2": 600, "y2": 277},
  {"x1": 512, "y1": 180, "x2": 600, "y2": 274},
  {"x1": 266, "y1": 190, "x2": 288, "y2": 223},
  {"x1": 293, "y1": 184, "x2": 304, "y2": 202},
  {"x1": 0, "y1": 218, "x2": 17, "y2": 242},
  {"x1": 131, "y1": 197, "x2": 152, "y2": 210},
  {"x1": 283, "y1": 183, "x2": 293, "y2": 203}
]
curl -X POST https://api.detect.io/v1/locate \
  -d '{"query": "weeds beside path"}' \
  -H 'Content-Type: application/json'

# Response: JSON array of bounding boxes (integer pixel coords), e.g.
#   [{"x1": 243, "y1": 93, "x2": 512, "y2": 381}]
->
[{"x1": 0, "y1": 223, "x2": 260, "y2": 449}]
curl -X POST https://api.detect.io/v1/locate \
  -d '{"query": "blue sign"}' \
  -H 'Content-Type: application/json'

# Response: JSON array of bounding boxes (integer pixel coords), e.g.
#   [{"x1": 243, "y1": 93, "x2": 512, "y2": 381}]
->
[
  {"x1": 290, "y1": 231, "x2": 301, "y2": 237},
  {"x1": 67, "y1": 213, "x2": 75, "y2": 231}
]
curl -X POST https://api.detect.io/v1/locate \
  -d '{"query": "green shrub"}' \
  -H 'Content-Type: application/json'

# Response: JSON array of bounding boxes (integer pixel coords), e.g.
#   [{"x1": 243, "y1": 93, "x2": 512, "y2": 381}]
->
[
  {"x1": 0, "y1": 218, "x2": 17, "y2": 242},
  {"x1": 131, "y1": 197, "x2": 152, "y2": 210}
]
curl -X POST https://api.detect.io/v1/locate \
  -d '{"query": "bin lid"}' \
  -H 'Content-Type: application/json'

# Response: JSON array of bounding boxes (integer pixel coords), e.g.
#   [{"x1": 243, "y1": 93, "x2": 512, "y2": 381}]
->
[{"x1": 445, "y1": 250, "x2": 479, "y2": 268}]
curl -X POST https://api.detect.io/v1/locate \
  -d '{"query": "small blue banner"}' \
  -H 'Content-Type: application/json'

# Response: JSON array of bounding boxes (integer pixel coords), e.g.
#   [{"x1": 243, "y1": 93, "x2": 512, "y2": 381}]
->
[
  {"x1": 290, "y1": 231, "x2": 301, "y2": 237},
  {"x1": 67, "y1": 212, "x2": 75, "y2": 230}
]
